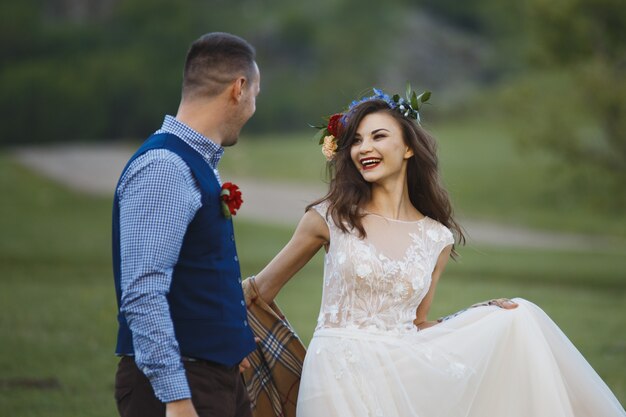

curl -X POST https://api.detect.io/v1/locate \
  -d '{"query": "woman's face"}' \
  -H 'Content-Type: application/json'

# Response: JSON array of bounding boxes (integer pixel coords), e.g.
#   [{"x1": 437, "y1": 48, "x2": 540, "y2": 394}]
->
[{"x1": 350, "y1": 111, "x2": 414, "y2": 185}]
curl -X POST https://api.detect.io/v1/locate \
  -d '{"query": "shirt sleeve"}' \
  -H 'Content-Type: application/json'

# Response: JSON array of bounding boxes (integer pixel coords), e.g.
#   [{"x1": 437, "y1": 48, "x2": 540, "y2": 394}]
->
[{"x1": 117, "y1": 152, "x2": 201, "y2": 403}]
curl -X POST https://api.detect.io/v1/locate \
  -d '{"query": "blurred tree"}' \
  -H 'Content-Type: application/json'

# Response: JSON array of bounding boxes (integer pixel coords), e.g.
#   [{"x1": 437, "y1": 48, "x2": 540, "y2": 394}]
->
[
  {"x1": 515, "y1": 0, "x2": 626, "y2": 208},
  {"x1": 0, "y1": 0, "x2": 499, "y2": 144}
]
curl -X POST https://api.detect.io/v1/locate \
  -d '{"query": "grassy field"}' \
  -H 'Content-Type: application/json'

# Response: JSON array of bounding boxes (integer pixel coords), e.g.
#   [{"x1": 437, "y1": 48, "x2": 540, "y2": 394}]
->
[
  {"x1": 221, "y1": 122, "x2": 626, "y2": 237},
  {"x1": 0, "y1": 144, "x2": 625, "y2": 416}
]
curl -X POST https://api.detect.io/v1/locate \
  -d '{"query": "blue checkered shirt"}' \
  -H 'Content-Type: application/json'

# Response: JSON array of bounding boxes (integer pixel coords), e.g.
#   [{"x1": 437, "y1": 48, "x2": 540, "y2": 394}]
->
[{"x1": 117, "y1": 115, "x2": 224, "y2": 402}]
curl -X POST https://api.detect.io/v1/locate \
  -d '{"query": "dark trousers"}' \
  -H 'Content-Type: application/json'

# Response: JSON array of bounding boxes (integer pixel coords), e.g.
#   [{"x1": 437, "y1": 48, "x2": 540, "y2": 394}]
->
[{"x1": 115, "y1": 356, "x2": 252, "y2": 417}]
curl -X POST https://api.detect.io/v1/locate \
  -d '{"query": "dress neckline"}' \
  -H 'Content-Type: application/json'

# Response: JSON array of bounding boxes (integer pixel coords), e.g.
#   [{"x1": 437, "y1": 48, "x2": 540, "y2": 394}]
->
[{"x1": 363, "y1": 211, "x2": 429, "y2": 224}]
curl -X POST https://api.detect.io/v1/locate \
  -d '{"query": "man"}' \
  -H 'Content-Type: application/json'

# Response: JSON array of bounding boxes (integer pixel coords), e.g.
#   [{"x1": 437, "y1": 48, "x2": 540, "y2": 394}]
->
[{"x1": 112, "y1": 32, "x2": 260, "y2": 417}]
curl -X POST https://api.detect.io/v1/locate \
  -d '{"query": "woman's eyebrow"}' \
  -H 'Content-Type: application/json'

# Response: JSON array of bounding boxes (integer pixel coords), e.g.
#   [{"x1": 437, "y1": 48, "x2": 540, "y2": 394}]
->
[{"x1": 356, "y1": 128, "x2": 390, "y2": 137}]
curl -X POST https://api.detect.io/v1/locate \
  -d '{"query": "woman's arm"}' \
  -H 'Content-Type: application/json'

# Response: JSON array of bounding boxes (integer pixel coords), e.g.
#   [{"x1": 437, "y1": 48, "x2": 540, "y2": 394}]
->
[
  {"x1": 413, "y1": 245, "x2": 453, "y2": 330},
  {"x1": 253, "y1": 209, "x2": 330, "y2": 303}
]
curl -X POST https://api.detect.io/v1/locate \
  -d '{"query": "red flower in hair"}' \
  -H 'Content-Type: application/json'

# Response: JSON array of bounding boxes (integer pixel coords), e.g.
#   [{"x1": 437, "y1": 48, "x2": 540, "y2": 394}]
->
[
  {"x1": 220, "y1": 182, "x2": 243, "y2": 218},
  {"x1": 327, "y1": 113, "x2": 344, "y2": 138}
]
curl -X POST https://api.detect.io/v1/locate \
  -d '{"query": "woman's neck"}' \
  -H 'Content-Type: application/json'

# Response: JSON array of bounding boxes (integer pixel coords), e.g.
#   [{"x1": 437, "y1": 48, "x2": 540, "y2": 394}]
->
[{"x1": 365, "y1": 178, "x2": 420, "y2": 221}]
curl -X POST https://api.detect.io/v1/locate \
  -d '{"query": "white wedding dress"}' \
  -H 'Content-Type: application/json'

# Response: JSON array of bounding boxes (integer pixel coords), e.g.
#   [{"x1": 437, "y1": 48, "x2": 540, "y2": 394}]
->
[{"x1": 296, "y1": 202, "x2": 625, "y2": 417}]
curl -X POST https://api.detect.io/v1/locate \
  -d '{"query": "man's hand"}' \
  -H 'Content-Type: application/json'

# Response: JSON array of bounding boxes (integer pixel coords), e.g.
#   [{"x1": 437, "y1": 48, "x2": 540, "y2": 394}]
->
[
  {"x1": 239, "y1": 357, "x2": 251, "y2": 373},
  {"x1": 239, "y1": 337, "x2": 261, "y2": 373},
  {"x1": 166, "y1": 398, "x2": 199, "y2": 417}
]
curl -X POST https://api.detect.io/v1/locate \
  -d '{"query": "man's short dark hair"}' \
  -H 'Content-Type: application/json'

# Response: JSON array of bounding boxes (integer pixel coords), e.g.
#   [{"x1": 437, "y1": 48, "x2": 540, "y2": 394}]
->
[{"x1": 182, "y1": 32, "x2": 256, "y2": 99}]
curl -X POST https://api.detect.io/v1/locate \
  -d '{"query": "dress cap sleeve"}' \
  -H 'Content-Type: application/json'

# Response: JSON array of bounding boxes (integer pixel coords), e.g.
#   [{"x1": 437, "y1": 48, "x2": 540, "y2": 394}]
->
[{"x1": 309, "y1": 200, "x2": 331, "y2": 224}]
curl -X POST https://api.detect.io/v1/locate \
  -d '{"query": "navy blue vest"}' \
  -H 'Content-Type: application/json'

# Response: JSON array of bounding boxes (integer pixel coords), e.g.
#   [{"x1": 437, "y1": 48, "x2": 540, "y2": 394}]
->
[{"x1": 112, "y1": 133, "x2": 256, "y2": 366}]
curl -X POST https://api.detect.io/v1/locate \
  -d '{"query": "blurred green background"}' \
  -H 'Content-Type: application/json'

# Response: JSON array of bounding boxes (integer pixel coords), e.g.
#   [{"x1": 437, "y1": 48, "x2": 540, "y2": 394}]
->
[{"x1": 1, "y1": 0, "x2": 625, "y2": 415}]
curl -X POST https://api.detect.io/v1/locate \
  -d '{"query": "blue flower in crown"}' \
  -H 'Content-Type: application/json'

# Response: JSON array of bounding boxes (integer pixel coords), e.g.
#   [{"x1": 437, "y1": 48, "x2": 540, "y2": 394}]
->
[
  {"x1": 346, "y1": 85, "x2": 431, "y2": 124},
  {"x1": 348, "y1": 88, "x2": 394, "y2": 111}
]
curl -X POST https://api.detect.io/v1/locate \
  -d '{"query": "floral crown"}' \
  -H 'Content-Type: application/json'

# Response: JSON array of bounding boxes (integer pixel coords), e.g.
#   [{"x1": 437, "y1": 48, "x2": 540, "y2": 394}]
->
[{"x1": 313, "y1": 84, "x2": 431, "y2": 161}]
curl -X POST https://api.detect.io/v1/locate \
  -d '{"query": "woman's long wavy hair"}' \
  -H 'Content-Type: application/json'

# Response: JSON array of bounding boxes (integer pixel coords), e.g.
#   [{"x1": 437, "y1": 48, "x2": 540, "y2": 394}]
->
[{"x1": 307, "y1": 99, "x2": 465, "y2": 254}]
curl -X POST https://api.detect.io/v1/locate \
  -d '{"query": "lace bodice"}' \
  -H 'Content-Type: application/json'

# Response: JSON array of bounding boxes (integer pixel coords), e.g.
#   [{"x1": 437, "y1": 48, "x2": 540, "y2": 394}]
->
[{"x1": 312, "y1": 201, "x2": 454, "y2": 335}]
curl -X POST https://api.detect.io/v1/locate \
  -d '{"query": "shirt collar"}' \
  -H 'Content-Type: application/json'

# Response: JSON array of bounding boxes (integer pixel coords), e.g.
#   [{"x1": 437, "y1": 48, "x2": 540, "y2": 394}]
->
[{"x1": 159, "y1": 115, "x2": 224, "y2": 169}]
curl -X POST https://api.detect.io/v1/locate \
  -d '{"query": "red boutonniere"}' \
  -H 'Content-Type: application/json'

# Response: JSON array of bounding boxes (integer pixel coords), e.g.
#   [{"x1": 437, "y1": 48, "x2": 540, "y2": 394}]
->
[{"x1": 220, "y1": 182, "x2": 243, "y2": 219}]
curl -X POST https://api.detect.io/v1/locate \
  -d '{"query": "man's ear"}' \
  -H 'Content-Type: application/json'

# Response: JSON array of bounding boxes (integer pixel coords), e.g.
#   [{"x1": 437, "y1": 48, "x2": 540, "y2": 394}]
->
[{"x1": 230, "y1": 77, "x2": 247, "y2": 103}]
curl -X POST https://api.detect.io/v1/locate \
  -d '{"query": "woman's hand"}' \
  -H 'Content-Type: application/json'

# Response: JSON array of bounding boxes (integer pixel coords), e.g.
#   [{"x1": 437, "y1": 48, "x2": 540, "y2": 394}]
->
[
  {"x1": 414, "y1": 320, "x2": 439, "y2": 331},
  {"x1": 472, "y1": 298, "x2": 518, "y2": 309}
]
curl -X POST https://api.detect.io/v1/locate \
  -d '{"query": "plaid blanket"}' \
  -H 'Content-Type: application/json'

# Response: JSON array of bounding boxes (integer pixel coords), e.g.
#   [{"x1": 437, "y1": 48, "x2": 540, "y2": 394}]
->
[{"x1": 242, "y1": 277, "x2": 306, "y2": 417}]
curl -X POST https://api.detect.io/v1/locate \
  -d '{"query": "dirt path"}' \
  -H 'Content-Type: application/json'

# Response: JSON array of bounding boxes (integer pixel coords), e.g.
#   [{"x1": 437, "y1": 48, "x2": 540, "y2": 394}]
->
[{"x1": 12, "y1": 143, "x2": 614, "y2": 251}]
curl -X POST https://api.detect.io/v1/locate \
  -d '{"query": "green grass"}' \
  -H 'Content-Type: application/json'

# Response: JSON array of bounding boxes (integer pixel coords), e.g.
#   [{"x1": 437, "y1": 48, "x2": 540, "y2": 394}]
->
[
  {"x1": 0, "y1": 152, "x2": 624, "y2": 416},
  {"x1": 223, "y1": 125, "x2": 626, "y2": 237},
  {"x1": 0, "y1": 157, "x2": 117, "y2": 417},
  {"x1": 430, "y1": 121, "x2": 626, "y2": 236},
  {"x1": 220, "y1": 131, "x2": 329, "y2": 183}
]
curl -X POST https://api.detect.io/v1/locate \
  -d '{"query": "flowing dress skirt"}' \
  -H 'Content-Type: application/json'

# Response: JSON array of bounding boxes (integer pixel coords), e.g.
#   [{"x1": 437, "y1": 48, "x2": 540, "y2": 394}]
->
[{"x1": 296, "y1": 299, "x2": 625, "y2": 417}]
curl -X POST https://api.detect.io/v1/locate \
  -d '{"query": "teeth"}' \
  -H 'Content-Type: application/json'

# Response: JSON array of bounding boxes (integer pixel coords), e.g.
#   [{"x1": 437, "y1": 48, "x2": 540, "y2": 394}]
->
[{"x1": 361, "y1": 158, "x2": 381, "y2": 166}]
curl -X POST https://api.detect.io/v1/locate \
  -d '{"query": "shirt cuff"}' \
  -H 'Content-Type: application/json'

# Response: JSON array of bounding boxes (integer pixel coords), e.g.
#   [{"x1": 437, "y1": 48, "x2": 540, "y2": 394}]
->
[{"x1": 149, "y1": 367, "x2": 192, "y2": 403}]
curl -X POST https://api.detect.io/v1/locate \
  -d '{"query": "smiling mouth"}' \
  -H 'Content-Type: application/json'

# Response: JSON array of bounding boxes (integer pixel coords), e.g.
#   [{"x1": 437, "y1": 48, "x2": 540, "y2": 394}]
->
[{"x1": 360, "y1": 157, "x2": 381, "y2": 170}]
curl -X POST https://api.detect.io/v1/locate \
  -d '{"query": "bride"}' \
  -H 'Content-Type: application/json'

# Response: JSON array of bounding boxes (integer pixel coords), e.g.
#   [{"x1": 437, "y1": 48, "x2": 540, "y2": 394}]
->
[{"x1": 251, "y1": 88, "x2": 625, "y2": 417}]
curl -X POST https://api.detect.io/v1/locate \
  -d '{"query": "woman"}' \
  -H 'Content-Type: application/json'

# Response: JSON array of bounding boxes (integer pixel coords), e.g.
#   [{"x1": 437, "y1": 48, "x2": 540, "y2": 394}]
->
[{"x1": 252, "y1": 88, "x2": 625, "y2": 417}]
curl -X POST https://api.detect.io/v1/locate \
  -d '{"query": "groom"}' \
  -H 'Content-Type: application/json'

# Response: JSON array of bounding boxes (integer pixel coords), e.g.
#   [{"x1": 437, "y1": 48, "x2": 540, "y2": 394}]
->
[{"x1": 112, "y1": 33, "x2": 260, "y2": 417}]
